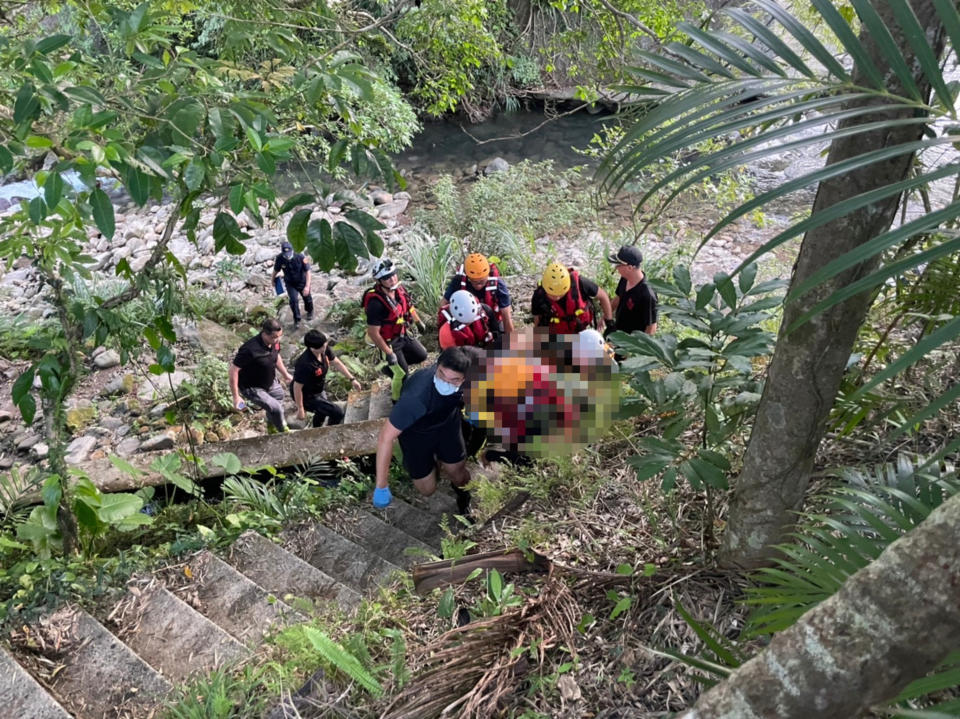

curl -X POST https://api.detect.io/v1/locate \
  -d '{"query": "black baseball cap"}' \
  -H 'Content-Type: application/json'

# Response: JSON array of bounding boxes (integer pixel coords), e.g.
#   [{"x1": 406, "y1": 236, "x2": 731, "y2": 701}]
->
[
  {"x1": 281, "y1": 241, "x2": 293, "y2": 251},
  {"x1": 607, "y1": 245, "x2": 643, "y2": 267}
]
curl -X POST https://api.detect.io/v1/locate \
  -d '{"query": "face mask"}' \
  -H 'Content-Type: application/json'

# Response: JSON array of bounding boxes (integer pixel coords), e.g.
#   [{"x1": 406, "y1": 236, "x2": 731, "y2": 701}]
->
[
  {"x1": 283, "y1": 250, "x2": 293, "y2": 259},
  {"x1": 433, "y1": 375, "x2": 460, "y2": 396}
]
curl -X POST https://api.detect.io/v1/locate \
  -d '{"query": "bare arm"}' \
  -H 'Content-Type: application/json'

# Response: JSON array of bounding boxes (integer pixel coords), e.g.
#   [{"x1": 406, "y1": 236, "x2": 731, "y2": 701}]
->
[
  {"x1": 229, "y1": 363, "x2": 242, "y2": 408},
  {"x1": 275, "y1": 355, "x2": 293, "y2": 384},
  {"x1": 332, "y1": 357, "x2": 362, "y2": 390},
  {"x1": 375, "y1": 420, "x2": 403, "y2": 489},
  {"x1": 293, "y1": 381, "x2": 306, "y2": 418},
  {"x1": 367, "y1": 325, "x2": 393, "y2": 356},
  {"x1": 645, "y1": 322, "x2": 658, "y2": 335},
  {"x1": 500, "y1": 305, "x2": 515, "y2": 333},
  {"x1": 596, "y1": 287, "x2": 614, "y2": 324},
  {"x1": 303, "y1": 267, "x2": 311, "y2": 295}
]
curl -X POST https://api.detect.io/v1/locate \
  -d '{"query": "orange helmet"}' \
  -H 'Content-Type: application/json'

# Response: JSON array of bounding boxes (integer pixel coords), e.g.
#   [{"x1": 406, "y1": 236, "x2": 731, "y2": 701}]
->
[
  {"x1": 464, "y1": 253, "x2": 490, "y2": 280},
  {"x1": 541, "y1": 262, "x2": 571, "y2": 296}
]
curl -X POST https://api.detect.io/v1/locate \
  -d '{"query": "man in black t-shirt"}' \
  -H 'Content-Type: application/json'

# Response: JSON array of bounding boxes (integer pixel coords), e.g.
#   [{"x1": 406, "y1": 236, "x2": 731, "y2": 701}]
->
[
  {"x1": 371, "y1": 347, "x2": 475, "y2": 515},
  {"x1": 291, "y1": 330, "x2": 363, "y2": 427},
  {"x1": 229, "y1": 318, "x2": 294, "y2": 433},
  {"x1": 273, "y1": 241, "x2": 314, "y2": 328},
  {"x1": 607, "y1": 245, "x2": 658, "y2": 336}
]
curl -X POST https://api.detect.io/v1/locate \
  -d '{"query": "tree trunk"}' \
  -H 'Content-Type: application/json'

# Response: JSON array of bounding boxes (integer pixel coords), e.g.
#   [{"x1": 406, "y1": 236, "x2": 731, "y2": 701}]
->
[
  {"x1": 720, "y1": 0, "x2": 947, "y2": 568},
  {"x1": 681, "y1": 491, "x2": 960, "y2": 718}
]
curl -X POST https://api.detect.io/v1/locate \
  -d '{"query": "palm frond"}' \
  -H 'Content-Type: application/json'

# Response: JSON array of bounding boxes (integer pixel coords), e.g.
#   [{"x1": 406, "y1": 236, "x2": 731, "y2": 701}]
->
[
  {"x1": 743, "y1": 457, "x2": 960, "y2": 638},
  {"x1": 222, "y1": 475, "x2": 285, "y2": 519},
  {"x1": 0, "y1": 465, "x2": 44, "y2": 521}
]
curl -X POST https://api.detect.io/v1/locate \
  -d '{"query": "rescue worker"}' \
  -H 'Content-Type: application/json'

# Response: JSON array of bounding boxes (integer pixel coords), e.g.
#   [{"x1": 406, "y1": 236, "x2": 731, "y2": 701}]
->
[
  {"x1": 229, "y1": 318, "x2": 294, "y2": 433},
  {"x1": 437, "y1": 289, "x2": 495, "y2": 350},
  {"x1": 607, "y1": 245, "x2": 658, "y2": 336},
  {"x1": 372, "y1": 347, "x2": 475, "y2": 516},
  {"x1": 273, "y1": 241, "x2": 313, "y2": 329},
  {"x1": 291, "y1": 330, "x2": 363, "y2": 427},
  {"x1": 530, "y1": 261, "x2": 614, "y2": 334},
  {"x1": 363, "y1": 258, "x2": 428, "y2": 376},
  {"x1": 442, "y1": 253, "x2": 515, "y2": 336}
]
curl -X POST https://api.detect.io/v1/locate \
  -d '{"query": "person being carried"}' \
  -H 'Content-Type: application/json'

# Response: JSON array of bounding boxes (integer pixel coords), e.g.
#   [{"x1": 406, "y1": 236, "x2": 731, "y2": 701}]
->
[
  {"x1": 229, "y1": 318, "x2": 294, "y2": 433},
  {"x1": 363, "y1": 258, "x2": 428, "y2": 376},
  {"x1": 437, "y1": 289, "x2": 495, "y2": 350},
  {"x1": 530, "y1": 261, "x2": 613, "y2": 334},
  {"x1": 273, "y1": 241, "x2": 313, "y2": 329},
  {"x1": 441, "y1": 253, "x2": 515, "y2": 340},
  {"x1": 607, "y1": 244, "x2": 658, "y2": 337},
  {"x1": 372, "y1": 347, "x2": 474, "y2": 516},
  {"x1": 291, "y1": 330, "x2": 362, "y2": 428}
]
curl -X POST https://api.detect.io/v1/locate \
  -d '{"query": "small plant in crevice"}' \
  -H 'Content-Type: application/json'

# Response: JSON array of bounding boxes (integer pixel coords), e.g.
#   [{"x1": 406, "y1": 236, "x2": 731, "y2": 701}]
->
[{"x1": 612, "y1": 262, "x2": 785, "y2": 539}]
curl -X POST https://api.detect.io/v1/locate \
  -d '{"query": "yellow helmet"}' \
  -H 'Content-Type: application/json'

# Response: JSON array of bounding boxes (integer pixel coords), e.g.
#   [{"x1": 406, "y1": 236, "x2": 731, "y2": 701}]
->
[
  {"x1": 541, "y1": 262, "x2": 571, "y2": 296},
  {"x1": 464, "y1": 253, "x2": 490, "y2": 280}
]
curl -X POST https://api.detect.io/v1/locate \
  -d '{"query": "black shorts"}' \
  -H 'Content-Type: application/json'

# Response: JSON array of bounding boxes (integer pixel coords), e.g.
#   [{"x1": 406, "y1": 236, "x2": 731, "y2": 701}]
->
[{"x1": 398, "y1": 419, "x2": 466, "y2": 480}]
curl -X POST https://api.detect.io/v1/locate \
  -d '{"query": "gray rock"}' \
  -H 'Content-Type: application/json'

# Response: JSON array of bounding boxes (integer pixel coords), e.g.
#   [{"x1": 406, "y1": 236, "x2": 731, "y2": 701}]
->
[
  {"x1": 483, "y1": 157, "x2": 510, "y2": 175},
  {"x1": 373, "y1": 199, "x2": 408, "y2": 220},
  {"x1": 99, "y1": 416, "x2": 127, "y2": 431},
  {"x1": 0, "y1": 456, "x2": 12, "y2": 470},
  {"x1": 16, "y1": 434, "x2": 41, "y2": 451},
  {"x1": 31, "y1": 442, "x2": 49, "y2": 459},
  {"x1": 115, "y1": 436, "x2": 142, "y2": 457},
  {"x1": 139, "y1": 434, "x2": 174, "y2": 452},
  {"x1": 137, "y1": 370, "x2": 190, "y2": 401},
  {"x1": 394, "y1": 191, "x2": 411, "y2": 201},
  {"x1": 94, "y1": 349, "x2": 122, "y2": 369},
  {"x1": 370, "y1": 190, "x2": 393, "y2": 205},
  {"x1": 0, "y1": 410, "x2": 11, "y2": 424},
  {"x1": 149, "y1": 402, "x2": 170, "y2": 418},
  {"x1": 101, "y1": 374, "x2": 135, "y2": 396},
  {"x1": 65, "y1": 435, "x2": 98, "y2": 465}
]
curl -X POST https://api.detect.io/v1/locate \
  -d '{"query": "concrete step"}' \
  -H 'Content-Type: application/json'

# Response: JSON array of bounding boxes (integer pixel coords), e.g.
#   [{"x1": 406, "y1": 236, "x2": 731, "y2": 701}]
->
[
  {"x1": 116, "y1": 586, "x2": 247, "y2": 684},
  {"x1": 181, "y1": 550, "x2": 300, "y2": 643},
  {"x1": 282, "y1": 522, "x2": 402, "y2": 593},
  {"x1": 34, "y1": 606, "x2": 171, "y2": 718},
  {"x1": 369, "y1": 496, "x2": 445, "y2": 550},
  {"x1": 228, "y1": 530, "x2": 361, "y2": 610},
  {"x1": 368, "y1": 384, "x2": 394, "y2": 420},
  {"x1": 0, "y1": 646, "x2": 71, "y2": 719},
  {"x1": 337, "y1": 511, "x2": 437, "y2": 567},
  {"x1": 408, "y1": 484, "x2": 460, "y2": 517},
  {"x1": 342, "y1": 389, "x2": 371, "y2": 425}
]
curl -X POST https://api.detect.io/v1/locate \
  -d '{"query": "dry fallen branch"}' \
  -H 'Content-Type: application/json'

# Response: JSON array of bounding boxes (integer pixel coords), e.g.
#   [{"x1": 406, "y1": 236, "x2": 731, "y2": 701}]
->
[{"x1": 411, "y1": 548, "x2": 550, "y2": 595}]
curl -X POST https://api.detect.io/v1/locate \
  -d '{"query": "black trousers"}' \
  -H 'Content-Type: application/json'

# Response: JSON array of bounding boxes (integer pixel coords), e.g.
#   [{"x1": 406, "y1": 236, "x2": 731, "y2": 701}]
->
[
  {"x1": 287, "y1": 284, "x2": 314, "y2": 322},
  {"x1": 389, "y1": 335, "x2": 428, "y2": 374},
  {"x1": 294, "y1": 390, "x2": 344, "y2": 427}
]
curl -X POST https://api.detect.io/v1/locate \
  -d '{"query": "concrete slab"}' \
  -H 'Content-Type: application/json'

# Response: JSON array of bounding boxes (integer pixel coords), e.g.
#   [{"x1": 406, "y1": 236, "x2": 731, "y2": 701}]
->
[
  {"x1": 367, "y1": 385, "x2": 394, "y2": 421},
  {"x1": 228, "y1": 531, "x2": 360, "y2": 610},
  {"x1": 339, "y1": 511, "x2": 437, "y2": 567},
  {"x1": 0, "y1": 647, "x2": 70, "y2": 719},
  {"x1": 183, "y1": 551, "x2": 300, "y2": 643},
  {"x1": 39, "y1": 608, "x2": 171, "y2": 718},
  {"x1": 342, "y1": 389, "x2": 371, "y2": 424},
  {"x1": 119, "y1": 586, "x2": 247, "y2": 683},
  {"x1": 369, "y1": 497, "x2": 445, "y2": 550},
  {"x1": 282, "y1": 522, "x2": 402, "y2": 593}
]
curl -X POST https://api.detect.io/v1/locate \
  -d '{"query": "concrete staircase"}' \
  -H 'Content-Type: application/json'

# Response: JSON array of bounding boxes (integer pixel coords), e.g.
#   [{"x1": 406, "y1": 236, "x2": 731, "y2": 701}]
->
[{"x1": 2, "y1": 484, "x2": 460, "y2": 718}]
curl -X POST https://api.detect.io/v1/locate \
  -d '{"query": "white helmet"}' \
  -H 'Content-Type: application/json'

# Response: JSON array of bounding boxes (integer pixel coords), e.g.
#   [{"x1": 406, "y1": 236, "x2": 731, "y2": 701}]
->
[
  {"x1": 574, "y1": 328, "x2": 608, "y2": 362},
  {"x1": 371, "y1": 258, "x2": 397, "y2": 280},
  {"x1": 449, "y1": 290, "x2": 482, "y2": 324}
]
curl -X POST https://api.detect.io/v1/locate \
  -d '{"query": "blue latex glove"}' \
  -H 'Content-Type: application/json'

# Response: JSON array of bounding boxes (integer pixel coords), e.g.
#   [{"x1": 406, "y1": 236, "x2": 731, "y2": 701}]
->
[{"x1": 372, "y1": 486, "x2": 392, "y2": 509}]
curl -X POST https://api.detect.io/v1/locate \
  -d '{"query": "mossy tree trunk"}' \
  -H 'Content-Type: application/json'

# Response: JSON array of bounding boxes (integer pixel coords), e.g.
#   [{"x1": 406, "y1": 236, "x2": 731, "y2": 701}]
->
[
  {"x1": 720, "y1": 0, "x2": 947, "y2": 568},
  {"x1": 682, "y1": 491, "x2": 960, "y2": 718}
]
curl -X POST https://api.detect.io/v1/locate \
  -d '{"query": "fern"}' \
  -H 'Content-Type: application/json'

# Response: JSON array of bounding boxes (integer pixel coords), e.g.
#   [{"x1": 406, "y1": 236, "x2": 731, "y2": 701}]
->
[
  {"x1": 221, "y1": 476, "x2": 285, "y2": 519},
  {"x1": 303, "y1": 627, "x2": 384, "y2": 697},
  {"x1": 0, "y1": 465, "x2": 43, "y2": 521}
]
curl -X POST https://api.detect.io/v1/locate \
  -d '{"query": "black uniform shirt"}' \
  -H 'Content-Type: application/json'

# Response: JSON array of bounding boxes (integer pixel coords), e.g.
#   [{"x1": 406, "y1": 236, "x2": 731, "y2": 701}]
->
[
  {"x1": 233, "y1": 334, "x2": 280, "y2": 391},
  {"x1": 293, "y1": 346, "x2": 337, "y2": 396},
  {"x1": 274, "y1": 253, "x2": 310, "y2": 288},
  {"x1": 389, "y1": 365, "x2": 462, "y2": 435},
  {"x1": 614, "y1": 276, "x2": 658, "y2": 333}
]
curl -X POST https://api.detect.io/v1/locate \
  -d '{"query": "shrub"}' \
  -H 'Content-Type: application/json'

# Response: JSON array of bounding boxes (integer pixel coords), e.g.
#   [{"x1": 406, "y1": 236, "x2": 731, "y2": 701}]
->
[{"x1": 179, "y1": 356, "x2": 233, "y2": 417}]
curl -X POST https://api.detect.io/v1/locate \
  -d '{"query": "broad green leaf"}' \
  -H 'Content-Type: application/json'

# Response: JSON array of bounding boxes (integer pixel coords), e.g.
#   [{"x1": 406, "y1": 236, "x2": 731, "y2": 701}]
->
[
  {"x1": 13, "y1": 83, "x2": 40, "y2": 127},
  {"x1": 213, "y1": 212, "x2": 247, "y2": 255},
  {"x1": 437, "y1": 587, "x2": 455, "y2": 618},
  {"x1": 109, "y1": 454, "x2": 143, "y2": 477},
  {"x1": 211, "y1": 453, "x2": 242, "y2": 475},
  {"x1": 334, "y1": 221, "x2": 368, "y2": 264},
  {"x1": 306, "y1": 219, "x2": 336, "y2": 271},
  {"x1": 286, "y1": 209, "x2": 310, "y2": 252},
  {"x1": 0, "y1": 145, "x2": 12, "y2": 174},
  {"x1": 35, "y1": 34, "x2": 72, "y2": 54},
  {"x1": 44, "y1": 171, "x2": 64, "y2": 207},
  {"x1": 124, "y1": 164, "x2": 150, "y2": 206},
  {"x1": 96, "y1": 493, "x2": 143, "y2": 523},
  {"x1": 171, "y1": 100, "x2": 204, "y2": 141},
  {"x1": 183, "y1": 158, "x2": 204, "y2": 191},
  {"x1": 90, "y1": 188, "x2": 115, "y2": 239},
  {"x1": 279, "y1": 192, "x2": 314, "y2": 214},
  {"x1": 228, "y1": 184, "x2": 245, "y2": 215},
  {"x1": 28, "y1": 196, "x2": 47, "y2": 224},
  {"x1": 256, "y1": 151, "x2": 276, "y2": 175},
  {"x1": 328, "y1": 138, "x2": 348, "y2": 170},
  {"x1": 25, "y1": 135, "x2": 53, "y2": 149}
]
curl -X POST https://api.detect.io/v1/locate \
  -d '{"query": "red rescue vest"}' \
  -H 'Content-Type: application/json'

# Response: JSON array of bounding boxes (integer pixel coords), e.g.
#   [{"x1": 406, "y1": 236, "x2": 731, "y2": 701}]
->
[
  {"x1": 455, "y1": 262, "x2": 503, "y2": 325},
  {"x1": 533, "y1": 268, "x2": 594, "y2": 333},
  {"x1": 437, "y1": 307, "x2": 493, "y2": 348},
  {"x1": 362, "y1": 284, "x2": 413, "y2": 341}
]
